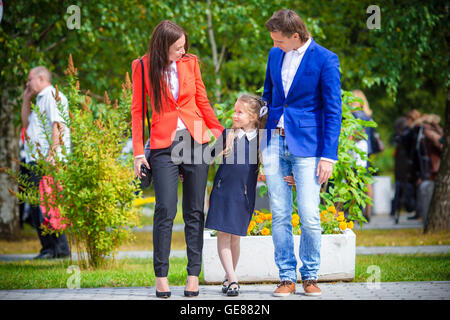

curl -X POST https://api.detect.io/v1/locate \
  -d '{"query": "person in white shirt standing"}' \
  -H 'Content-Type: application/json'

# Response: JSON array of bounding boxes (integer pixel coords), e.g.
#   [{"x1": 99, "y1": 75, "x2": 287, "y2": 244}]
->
[{"x1": 21, "y1": 66, "x2": 70, "y2": 259}]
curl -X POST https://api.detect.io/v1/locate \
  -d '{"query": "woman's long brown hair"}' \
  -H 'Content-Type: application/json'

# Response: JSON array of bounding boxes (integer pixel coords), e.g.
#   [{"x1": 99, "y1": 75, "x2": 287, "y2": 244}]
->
[{"x1": 147, "y1": 20, "x2": 189, "y2": 114}]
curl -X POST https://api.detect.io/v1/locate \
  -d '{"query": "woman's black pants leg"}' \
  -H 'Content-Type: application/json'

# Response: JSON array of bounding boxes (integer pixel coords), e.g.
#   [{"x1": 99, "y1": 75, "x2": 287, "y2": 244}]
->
[{"x1": 150, "y1": 130, "x2": 209, "y2": 278}]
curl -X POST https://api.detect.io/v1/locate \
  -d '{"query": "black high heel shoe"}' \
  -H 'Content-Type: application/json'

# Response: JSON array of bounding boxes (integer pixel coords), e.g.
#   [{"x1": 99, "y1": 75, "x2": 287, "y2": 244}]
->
[
  {"x1": 156, "y1": 290, "x2": 171, "y2": 298},
  {"x1": 226, "y1": 282, "x2": 240, "y2": 297},
  {"x1": 184, "y1": 289, "x2": 199, "y2": 297}
]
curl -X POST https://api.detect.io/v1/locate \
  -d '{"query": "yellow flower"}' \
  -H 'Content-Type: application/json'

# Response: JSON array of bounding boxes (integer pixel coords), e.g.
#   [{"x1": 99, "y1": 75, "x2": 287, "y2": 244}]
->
[
  {"x1": 265, "y1": 214, "x2": 272, "y2": 220},
  {"x1": 291, "y1": 219, "x2": 299, "y2": 227},
  {"x1": 338, "y1": 211, "x2": 344, "y2": 216},
  {"x1": 337, "y1": 215, "x2": 345, "y2": 222},
  {"x1": 328, "y1": 206, "x2": 337, "y2": 214},
  {"x1": 261, "y1": 228, "x2": 270, "y2": 236},
  {"x1": 248, "y1": 221, "x2": 256, "y2": 230},
  {"x1": 292, "y1": 214, "x2": 300, "y2": 221},
  {"x1": 339, "y1": 221, "x2": 347, "y2": 231},
  {"x1": 255, "y1": 217, "x2": 264, "y2": 224},
  {"x1": 298, "y1": 228, "x2": 302, "y2": 235},
  {"x1": 348, "y1": 221, "x2": 354, "y2": 229},
  {"x1": 320, "y1": 210, "x2": 327, "y2": 217}
]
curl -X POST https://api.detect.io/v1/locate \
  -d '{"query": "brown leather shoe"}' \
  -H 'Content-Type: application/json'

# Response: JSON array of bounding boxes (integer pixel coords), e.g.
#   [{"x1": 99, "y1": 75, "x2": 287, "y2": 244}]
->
[
  {"x1": 273, "y1": 280, "x2": 296, "y2": 297},
  {"x1": 302, "y1": 279, "x2": 322, "y2": 296}
]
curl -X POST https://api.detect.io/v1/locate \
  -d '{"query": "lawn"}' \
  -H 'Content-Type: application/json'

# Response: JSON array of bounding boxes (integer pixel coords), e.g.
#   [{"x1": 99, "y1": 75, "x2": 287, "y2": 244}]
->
[
  {"x1": 2, "y1": 226, "x2": 449, "y2": 255},
  {"x1": 0, "y1": 254, "x2": 448, "y2": 290}
]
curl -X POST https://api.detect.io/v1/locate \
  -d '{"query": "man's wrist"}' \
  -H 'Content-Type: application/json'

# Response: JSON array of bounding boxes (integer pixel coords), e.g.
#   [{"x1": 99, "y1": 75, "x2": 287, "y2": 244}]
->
[
  {"x1": 135, "y1": 154, "x2": 145, "y2": 159},
  {"x1": 320, "y1": 157, "x2": 337, "y2": 164}
]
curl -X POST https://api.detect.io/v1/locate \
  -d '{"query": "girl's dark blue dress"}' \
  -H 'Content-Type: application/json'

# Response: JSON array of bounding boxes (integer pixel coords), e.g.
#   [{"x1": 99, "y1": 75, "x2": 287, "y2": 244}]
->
[{"x1": 205, "y1": 129, "x2": 259, "y2": 236}]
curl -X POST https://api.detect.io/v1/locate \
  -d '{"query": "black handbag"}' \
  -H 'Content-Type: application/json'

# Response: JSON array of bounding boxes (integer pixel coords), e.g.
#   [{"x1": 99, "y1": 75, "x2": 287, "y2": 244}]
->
[{"x1": 138, "y1": 58, "x2": 152, "y2": 189}]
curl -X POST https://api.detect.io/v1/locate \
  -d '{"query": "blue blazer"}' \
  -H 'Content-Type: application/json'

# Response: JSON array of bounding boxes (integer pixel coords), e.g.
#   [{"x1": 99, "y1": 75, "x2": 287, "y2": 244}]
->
[{"x1": 262, "y1": 38, "x2": 342, "y2": 160}]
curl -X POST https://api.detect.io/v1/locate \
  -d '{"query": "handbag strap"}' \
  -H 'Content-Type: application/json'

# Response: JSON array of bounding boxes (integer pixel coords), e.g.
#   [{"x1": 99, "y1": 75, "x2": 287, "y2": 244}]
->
[{"x1": 139, "y1": 58, "x2": 151, "y2": 148}]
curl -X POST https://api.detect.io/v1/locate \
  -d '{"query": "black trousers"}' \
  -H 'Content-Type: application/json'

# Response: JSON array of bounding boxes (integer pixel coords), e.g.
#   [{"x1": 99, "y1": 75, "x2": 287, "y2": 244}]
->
[
  {"x1": 150, "y1": 130, "x2": 210, "y2": 277},
  {"x1": 27, "y1": 162, "x2": 70, "y2": 257}
]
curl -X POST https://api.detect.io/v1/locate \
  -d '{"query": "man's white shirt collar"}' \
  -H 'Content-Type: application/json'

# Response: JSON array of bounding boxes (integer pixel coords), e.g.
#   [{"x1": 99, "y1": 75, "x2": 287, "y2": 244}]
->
[
  {"x1": 237, "y1": 128, "x2": 257, "y2": 141},
  {"x1": 290, "y1": 37, "x2": 312, "y2": 55},
  {"x1": 37, "y1": 85, "x2": 53, "y2": 98}
]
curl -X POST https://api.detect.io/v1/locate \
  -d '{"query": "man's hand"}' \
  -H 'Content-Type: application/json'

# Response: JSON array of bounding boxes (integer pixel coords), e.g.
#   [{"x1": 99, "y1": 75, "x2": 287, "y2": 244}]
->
[
  {"x1": 23, "y1": 86, "x2": 35, "y2": 101},
  {"x1": 316, "y1": 160, "x2": 333, "y2": 185}
]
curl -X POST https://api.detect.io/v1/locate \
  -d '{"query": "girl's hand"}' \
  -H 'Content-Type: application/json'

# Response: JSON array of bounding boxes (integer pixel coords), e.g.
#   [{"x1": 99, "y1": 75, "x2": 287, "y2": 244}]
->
[
  {"x1": 284, "y1": 175, "x2": 296, "y2": 186},
  {"x1": 134, "y1": 157, "x2": 150, "y2": 178}
]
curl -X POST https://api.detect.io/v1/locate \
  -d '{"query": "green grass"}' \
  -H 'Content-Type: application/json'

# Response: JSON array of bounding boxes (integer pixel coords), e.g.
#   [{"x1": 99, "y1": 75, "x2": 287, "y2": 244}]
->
[
  {"x1": 3, "y1": 227, "x2": 448, "y2": 255},
  {"x1": 354, "y1": 253, "x2": 450, "y2": 282},
  {"x1": 0, "y1": 254, "x2": 448, "y2": 290},
  {"x1": 0, "y1": 257, "x2": 196, "y2": 290}
]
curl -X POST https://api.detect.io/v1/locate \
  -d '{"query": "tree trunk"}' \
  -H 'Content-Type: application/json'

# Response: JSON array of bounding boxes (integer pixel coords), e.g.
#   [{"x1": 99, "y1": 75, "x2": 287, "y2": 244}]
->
[
  {"x1": 0, "y1": 89, "x2": 20, "y2": 240},
  {"x1": 424, "y1": 88, "x2": 450, "y2": 233}
]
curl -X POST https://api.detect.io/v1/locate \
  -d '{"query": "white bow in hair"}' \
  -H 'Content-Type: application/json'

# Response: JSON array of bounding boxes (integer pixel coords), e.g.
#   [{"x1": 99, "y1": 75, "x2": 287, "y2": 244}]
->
[{"x1": 259, "y1": 101, "x2": 268, "y2": 118}]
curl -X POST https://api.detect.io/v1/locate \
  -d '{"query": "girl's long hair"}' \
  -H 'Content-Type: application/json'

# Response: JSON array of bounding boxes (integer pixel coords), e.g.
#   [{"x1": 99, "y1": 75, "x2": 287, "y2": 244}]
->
[
  {"x1": 223, "y1": 94, "x2": 268, "y2": 164},
  {"x1": 147, "y1": 20, "x2": 190, "y2": 114}
]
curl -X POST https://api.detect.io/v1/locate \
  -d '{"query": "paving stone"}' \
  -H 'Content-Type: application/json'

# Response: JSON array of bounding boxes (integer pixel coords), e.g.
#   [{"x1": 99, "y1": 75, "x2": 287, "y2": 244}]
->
[{"x1": 1, "y1": 282, "x2": 448, "y2": 300}]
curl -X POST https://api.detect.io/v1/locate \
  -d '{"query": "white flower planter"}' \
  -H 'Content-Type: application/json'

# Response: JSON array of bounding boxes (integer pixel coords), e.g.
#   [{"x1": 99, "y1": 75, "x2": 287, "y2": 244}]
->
[{"x1": 202, "y1": 229, "x2": 355, "y2": 283}]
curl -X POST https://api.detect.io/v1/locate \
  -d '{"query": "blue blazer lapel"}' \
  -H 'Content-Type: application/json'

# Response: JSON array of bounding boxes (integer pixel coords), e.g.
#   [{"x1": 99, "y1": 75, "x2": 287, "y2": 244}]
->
[
  {"x1": 286, "y1": 38, "x2": 316, "y2": 99},
  {"x1": 273, "y1": 50, "x2": 285, "y2": 100}
]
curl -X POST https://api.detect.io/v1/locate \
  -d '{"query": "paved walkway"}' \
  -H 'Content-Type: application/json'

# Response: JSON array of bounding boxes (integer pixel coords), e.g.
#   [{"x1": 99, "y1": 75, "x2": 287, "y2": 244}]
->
[
  {"x1": 353, "y1": 213, "x2": 423, "y2": 230},
  {"x1": 1, "y1": 281, "x2": 449, "y2": 300}
]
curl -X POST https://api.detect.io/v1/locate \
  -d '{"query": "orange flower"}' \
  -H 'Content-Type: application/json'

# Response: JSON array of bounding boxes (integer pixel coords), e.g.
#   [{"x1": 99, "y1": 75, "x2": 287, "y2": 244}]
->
[
  {"x1": 348, "y1": 221, "x2": 354, "y2": 229},
  {"x1": 339, "y1": 221, "x2": 347, "y2": 231},
  {"x1": 328, "y1": 206, "x2": 337, "y2": 214},
  {"x1": 261, "y1": 228, "x2": 270, "y2": 236},
  {"x1": 265, "y1": 214, "x2": 272, "y2": 220},
  {"x1": 248, "y1": 221, "x2": 256, "y2": 230},
  {"x1": 291, "y1": 219, "x2": 299, "y2": 227},
  {"x1": 338, "y1": 211, "x2": 344, "y2": 216},
  {"x1": 337, "y1": 215, "x2": 345, "y2": 222},
  {"x1": 255, "y1": 217, "x2": 264, "y2": 224}
]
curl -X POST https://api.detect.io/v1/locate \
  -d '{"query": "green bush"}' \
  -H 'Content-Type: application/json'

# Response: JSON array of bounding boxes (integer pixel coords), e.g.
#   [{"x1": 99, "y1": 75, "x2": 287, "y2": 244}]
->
[{"x1": 11, "y1": 55, "x2": 141, "y2": 269}]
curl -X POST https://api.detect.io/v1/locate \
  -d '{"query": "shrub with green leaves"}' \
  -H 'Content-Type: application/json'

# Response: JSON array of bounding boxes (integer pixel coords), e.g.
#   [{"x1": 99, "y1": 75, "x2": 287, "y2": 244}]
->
[{"x1": 11, "y1": 55, "x2": 141, "y2": 269}]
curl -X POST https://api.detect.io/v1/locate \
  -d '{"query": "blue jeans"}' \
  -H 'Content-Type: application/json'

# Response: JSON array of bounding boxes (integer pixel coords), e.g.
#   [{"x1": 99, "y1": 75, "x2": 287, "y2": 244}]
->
[{"x1": 262, "y1": 133, "x2": 322, "y2": 282}]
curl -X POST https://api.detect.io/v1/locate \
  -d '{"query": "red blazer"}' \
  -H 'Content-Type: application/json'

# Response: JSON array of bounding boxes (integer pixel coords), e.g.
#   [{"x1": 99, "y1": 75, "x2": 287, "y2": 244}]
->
[{"x1": 131, "y1": 54, "x2": 224, "y2": 156}]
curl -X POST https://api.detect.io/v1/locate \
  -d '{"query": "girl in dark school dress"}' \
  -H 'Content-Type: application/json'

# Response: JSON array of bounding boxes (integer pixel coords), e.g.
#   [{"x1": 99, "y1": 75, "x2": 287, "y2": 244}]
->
[{"x1": 205, "y1": 94, "x2": 295, "y2": 296}]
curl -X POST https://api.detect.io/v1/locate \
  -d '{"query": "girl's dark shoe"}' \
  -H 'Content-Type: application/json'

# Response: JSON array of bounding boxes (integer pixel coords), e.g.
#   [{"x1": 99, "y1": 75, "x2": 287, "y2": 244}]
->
[
  {"x1": 226, "y1": 282, "x2": 240, "y2": 297},
  {"x1": 222, "y1": 279, "x2": 229, "y2": 294}
]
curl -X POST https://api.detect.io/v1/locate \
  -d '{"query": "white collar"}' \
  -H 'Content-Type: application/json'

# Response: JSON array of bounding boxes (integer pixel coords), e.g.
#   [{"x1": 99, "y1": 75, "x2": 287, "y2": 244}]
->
[
  {"x1": 291, "y1": 37, "x2": 312, "y2": 55},
  {"x1": 37, "y1": 85, "x2": 53, "y2": 97},
  {"x1": 237, "y1": 128, "x2": 257, "y2": 141},
  {"x1": 169, "y1": 61, "x2": 177, "y2": 72}
]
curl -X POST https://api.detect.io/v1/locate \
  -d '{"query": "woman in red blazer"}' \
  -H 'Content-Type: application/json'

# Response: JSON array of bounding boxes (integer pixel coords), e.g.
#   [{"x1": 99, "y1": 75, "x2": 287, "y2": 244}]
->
[{"x1": 131, "y1": 20, "x2": 224, "y2": 298}]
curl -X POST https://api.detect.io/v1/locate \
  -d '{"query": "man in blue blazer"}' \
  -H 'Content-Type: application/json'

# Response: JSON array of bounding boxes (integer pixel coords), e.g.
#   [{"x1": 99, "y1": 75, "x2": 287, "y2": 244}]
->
[{"x1": 261, "y1": 10, "x2": 342, "y2": 297}]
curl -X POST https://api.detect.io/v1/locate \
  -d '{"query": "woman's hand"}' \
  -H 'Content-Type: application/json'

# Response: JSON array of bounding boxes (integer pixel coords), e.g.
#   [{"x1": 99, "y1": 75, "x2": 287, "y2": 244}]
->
[{"x1": 134, "y1": 157, "x2": 150, "y2": 178}]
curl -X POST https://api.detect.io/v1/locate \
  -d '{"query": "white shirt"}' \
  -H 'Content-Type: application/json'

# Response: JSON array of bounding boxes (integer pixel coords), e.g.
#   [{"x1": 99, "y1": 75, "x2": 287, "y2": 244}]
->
[
  {"x1": 277, "y1": 39, "x2": 335, "y2": 164},
  {"x1": 278, "y1": 38, "x2": 311, "y2": 129},
  {"x1": 166, "y1": 61, "x2": 186, "y2": 131},
  {"x1": 24, "y1": 85, "x2": 71, "y2": 163},
  {"x1": 135, "y1": 61, "x2": 186, "y2": 159},
  {"x1": 237, "y1": 128, "x2": 257, "y2": 141}
]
